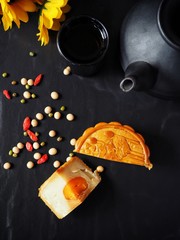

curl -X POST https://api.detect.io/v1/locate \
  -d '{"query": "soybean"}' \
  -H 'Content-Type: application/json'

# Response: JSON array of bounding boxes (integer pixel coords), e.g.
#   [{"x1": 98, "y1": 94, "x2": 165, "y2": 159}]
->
[
  {"x1": 48, "y1": 148, "x2": 57, "y2": 155},
  {"x1": 51, "y1": 91, "x2": 59, "y2": 100},
  {"x1": 3, "y1": 162, "x2": 11, "y2": 170},
  {"x1": 53, "y1": 160, "x2": 61, "y2": 168},
  {"x1": 27, "y1": 161, "x2": 34, "y2": 169},
  {"x1": 66, "y1": 113, "x2": 75, "y2": 121},
  {"x1": 36, "y1": 113, "x2": 44, "y2": 120}
]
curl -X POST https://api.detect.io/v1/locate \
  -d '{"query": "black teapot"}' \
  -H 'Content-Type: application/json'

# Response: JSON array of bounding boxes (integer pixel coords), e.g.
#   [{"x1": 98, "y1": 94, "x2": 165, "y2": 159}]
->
[{"x1": 120, "y1": 0, "x2": 180, "y2": 100}]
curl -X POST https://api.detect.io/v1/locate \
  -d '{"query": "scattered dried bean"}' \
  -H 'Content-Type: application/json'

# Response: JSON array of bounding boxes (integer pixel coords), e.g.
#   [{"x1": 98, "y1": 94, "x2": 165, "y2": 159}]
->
[
  {"x1": 51, "y1": 91, "x2": 59, "y2": 100},
  {"x1": 33, "y1": 142, "x2": 40, "y2": 149},
  {"x1": 49, "y1": 130, "x2": 56, "y2": 137},
  {"x1": 54, "y1": 112, "x2": 61, "y2": 119},
  {"x1": 27, "y1": 79, "x2": 34, "y2": 86},
  {"x1": 29, "y1": 51, "x2": 36, "y2": 57},
  {"x1": 53, "y1": 160, "x2": 60, "y2": 168},
  {"x1": 70, "y1": 138, "x2": 76, "y2": 146},
  {"x1": 20, "y1": 99, "x2": 26, "y2": 104},
  {"x1": 96, "y1": 166, "x2": 104, "y2": 173},
  {"x1": 33, "y1": 152, "x2": 41, "y2": 160},
  {"x1": 66, "y1": 113, "x2": 74, "y2": 121},
  {"x1": 17, "y1": 142, "x2": 24, "y2": 149},
  {"x1": 48, "y1": 148, "x2": 57, "y2": 155},
  {"x1": 12, "y1": 146, "x2": 20, "y2": 154},
  {"x1": 2, "y1": 72, "x2": 8, "y2": 78},
  {"x1": 63, "y1": 66, "x2": 71, "y2": 75},
  {"x1": 36, "y1": 113, "x2": 44, "y2": 120},
  {"x1": 44, "y1": 106, "x2": 52, "y2": 114},
  {"x1": 21, "y1": 78, "x2": 27, "y2": 85},
  {"x1": 27, "y1": 161, "x2": 34, "y2": 169},
  {"x1": 3, "y1": 162, "x2": 11, "y2": 169}
]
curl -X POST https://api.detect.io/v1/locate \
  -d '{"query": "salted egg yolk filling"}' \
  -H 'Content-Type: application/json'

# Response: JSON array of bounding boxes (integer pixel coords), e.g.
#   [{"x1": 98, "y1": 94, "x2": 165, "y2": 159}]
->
[{"x1": 63, "y1": 177, "x2": 88, "y2": 200}]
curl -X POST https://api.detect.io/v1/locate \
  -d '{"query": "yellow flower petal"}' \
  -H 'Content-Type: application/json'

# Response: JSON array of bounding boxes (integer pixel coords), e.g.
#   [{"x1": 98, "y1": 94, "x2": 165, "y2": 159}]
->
[
  {"x1": 16, "y1": 0, "x2": 38, "y2": 12},
  {"x1": 37, "y1": 15, "x2": 50, "y2": 46},
  {"x1": 59, "y1": 13, "x2": 66, "y2": 22},
  {"x1": 36, "y1": 0, "x2": 70, "y2": 45},
  {"x1": 51, "y1": 18, "x2": 60, "y2": 31},
  {"x1": 45, "y1": 0, "x2": 68, "y2": 7},
  {"x1": 43, "y1": 14, "x2": 53, "y2": 29},
  {"x1": 61, "y1": 4, "x2": 71, "y2": 13},
  {"x1": 43, "y1": 5, "x2": 61, "y2": 19},
  {"x1": 0, "y1": 0, "x2": 33, "y2": 30},
  {"x1": 2, "y1": 14, "x2": 12, "y2": 31},
  {"x1": 12, "y1": 3, "x2": 29, "y2": 23}
]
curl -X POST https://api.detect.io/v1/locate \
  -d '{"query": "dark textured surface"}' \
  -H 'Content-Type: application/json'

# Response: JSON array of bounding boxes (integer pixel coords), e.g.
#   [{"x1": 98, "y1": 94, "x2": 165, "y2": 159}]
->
[{"x1": 0, "y1": 0, "x2": 180, "y2": 240}]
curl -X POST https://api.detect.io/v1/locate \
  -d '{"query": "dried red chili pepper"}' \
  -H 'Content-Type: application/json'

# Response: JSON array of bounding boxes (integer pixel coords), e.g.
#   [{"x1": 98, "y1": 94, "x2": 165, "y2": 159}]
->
[
  {"x1": 26, "y1": 142, "x2": 33, "y2": 152},
  {"x1": 27, "y1": 130, "x2": 38, "y2": 141},
  {"x1": 34, "y1": 74, "x2": 43, "y2": 86},
  {"x1": 23, "y1": 117, "x2": 31, "y2": 131},
  {"x1": 3, "y1": 90, "x2": 11, "y2": 99},
  {"x1": 37, "y1": 154, "x2": 48, "y2": 164}
]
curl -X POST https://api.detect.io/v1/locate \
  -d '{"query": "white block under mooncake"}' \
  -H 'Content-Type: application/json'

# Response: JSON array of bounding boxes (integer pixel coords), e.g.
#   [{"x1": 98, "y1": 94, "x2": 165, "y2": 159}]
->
[{"x1": 38, "y1": 157, "x2": 101, "y2": 219}]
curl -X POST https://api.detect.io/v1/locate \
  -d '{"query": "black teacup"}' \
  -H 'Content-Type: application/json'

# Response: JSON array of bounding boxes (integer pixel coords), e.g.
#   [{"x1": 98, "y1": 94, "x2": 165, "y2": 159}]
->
[{"x1": 57, "y1": 15, "x2": 109, "y2": 76}]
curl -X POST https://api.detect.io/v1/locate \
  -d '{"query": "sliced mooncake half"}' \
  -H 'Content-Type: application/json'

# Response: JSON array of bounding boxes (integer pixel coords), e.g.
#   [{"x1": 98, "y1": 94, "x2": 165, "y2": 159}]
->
[
  {"x1": 74, "y1": 122, "x2": 152, "y2": 170},
  {"x1": 38, "y1": 157, "x2": 101, "y2": 219}
]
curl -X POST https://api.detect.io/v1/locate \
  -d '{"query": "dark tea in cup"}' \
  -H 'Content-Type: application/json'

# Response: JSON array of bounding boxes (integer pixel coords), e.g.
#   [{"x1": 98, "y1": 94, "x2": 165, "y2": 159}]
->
[{"x1": 57, "y1": 15, "x2": 109, "y2": 76}]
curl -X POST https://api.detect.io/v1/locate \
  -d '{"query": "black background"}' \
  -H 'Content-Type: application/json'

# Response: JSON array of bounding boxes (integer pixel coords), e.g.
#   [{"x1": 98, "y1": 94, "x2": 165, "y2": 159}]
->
[{"x1": 1, "y1": 0, "x2": 180, "y2": 240}]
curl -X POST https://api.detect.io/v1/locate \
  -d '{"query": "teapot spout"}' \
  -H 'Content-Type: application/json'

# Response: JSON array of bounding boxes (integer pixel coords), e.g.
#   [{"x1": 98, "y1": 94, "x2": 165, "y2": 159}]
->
[
  {"x1": 120, "y1": 76, "x2": 136, "y2": 92},
  {"x1": 120, "y1": 61, "x2": 156, "y2": 92}
]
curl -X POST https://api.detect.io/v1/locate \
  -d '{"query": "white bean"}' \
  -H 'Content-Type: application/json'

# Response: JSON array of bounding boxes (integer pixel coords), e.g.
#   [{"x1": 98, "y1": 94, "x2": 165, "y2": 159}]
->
[
  {"x1": 33, "y1": 152, "x2": 41, "y2": 160},
  {"x1": 70, "y1": 138, "x2": 76, "y2": 146},
  {"x1": 96, "y1": 166, "x2": 104, "y2": 173},
  {"x1": 44, "y1": 106, "x2": 52, "y2": 114},
  {"x1": 27, "y1": 79, "x2": 34, "y2": 86},
  {"x1": 63, "y1": 66, "x2": 71, "y2": 76},
  {"x1": 23, "y1": 91, "x2": 31, "y2": 99},
  {"x1": 54, "y1": 112, "x2": 61, "y2": 120},
  {"x1": 66, "y1": 156, "x2": 72, "y2": 162},
  {"x1": 17, "y1": 142, "x2": 24, "y2": 149},
  {"x1": 49, "y1": 130, "x2": 56, "y2": 137},
  {"x1": 27, "y1": 161, "x2": 34, "y2": 169},
  {"x1": 36, "y1": 113, "x2": 44, "y2": 120},
  {"x1": 31, "y1": 119, "x2": 38, "y2": 127},
  {"x1": 21, "y1": 78, "x2": 27, "y2": 85},
  {"x1": 66, "y1": 113, "x2": 74, "y2": 121},
  {"x1": 48, "y1": 148, "x2": 57, "y2": 155},
  {"x1": 12, "y1": 146, "x2": 20, "y2": 154},
  {"x1": 3, "y1": 162, "x2": 11, "y2": 170},
  {"x1": 51, "y1": 91, "x2": 59, "y2": 100},
  {"x1": 33, "y1": 142, "x2": 40, "y2": 149},
  {"x1": 53, "y1": 160, "x2": 61, "y2": 168}
]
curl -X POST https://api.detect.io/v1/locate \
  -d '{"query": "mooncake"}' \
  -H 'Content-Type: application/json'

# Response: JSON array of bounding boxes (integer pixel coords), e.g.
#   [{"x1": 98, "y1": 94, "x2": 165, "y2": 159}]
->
[
  {"x1": 74, "y1": 122, "x2": 152, "y2": 170},
  {"x1": 38, "y1": 157, "x2": 101, "y2": 219}
]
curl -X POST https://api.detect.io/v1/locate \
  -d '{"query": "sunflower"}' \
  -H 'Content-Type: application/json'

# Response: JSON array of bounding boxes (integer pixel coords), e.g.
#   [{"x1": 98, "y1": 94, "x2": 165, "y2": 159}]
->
[
  {"x1": 36, "y1": 0, "x2": 71, "y2": 46},
  {"x1": 0, "y1": 0, "x2": 71, "y2": 46},
  {"x1": 0, "y1": 0, "x2": 38, "y2": 31}
]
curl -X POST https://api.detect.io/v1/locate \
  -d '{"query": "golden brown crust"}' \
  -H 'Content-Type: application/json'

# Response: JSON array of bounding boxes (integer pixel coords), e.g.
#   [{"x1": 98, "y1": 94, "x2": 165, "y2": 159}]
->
[{"x1": 74, "y1": 122, "x2": 153, "y2": 170}]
